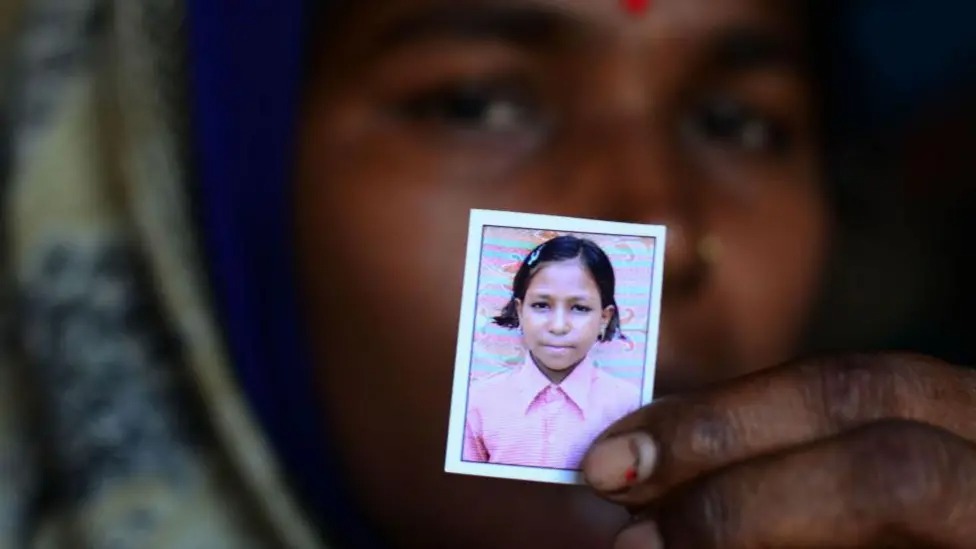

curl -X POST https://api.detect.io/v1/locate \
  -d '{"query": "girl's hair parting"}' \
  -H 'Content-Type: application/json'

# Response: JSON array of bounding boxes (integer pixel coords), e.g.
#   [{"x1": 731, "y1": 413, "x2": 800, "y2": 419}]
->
[{"x1": 493, "y1": 235, "x2": 624, "y2": 342}]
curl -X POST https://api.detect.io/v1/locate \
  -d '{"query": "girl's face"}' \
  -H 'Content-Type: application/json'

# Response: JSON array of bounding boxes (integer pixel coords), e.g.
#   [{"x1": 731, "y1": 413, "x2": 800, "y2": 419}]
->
[
  {"x1": 516, "y1": 259, "x2": 614, "y2": 373},
  {"x1": 295, "y1": 0, "x2": 827, "y2": 546}
]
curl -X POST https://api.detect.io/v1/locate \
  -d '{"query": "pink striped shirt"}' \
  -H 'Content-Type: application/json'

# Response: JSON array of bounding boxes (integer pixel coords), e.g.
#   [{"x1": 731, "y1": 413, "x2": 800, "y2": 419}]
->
[{"x1": 463, "y1": 356, "x2": 641, "y2": 470}]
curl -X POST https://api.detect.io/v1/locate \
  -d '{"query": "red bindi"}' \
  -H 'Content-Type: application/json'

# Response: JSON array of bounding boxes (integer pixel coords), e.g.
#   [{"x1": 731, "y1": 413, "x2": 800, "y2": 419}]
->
[{"x1": 621, "y1": 0, "x2": 651, "y2": 16}]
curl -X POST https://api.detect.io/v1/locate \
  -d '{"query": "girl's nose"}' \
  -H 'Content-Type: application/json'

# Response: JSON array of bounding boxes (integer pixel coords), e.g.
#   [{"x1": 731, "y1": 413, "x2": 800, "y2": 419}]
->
[{"x1": 548, "y1": 308, "x2": 571, "y2": 335}]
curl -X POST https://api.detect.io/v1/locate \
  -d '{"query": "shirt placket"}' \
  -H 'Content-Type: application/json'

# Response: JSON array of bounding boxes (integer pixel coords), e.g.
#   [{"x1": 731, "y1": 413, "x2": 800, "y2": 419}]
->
[{"x1": 540, "y1": 384, "x2": 564, "y2": 466}]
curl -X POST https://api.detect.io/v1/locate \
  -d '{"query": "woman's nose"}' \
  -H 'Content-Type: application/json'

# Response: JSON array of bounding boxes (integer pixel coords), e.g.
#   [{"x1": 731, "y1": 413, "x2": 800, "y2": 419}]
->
[{"x1": 553, "y1": 116, "x2": 707, "y2": 298}]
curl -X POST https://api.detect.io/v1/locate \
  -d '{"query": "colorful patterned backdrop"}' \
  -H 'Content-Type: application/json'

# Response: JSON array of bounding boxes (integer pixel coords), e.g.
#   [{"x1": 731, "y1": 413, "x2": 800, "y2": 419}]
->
[{"x1": 469, "y1": 226, "x2": 658, "y2": 388}]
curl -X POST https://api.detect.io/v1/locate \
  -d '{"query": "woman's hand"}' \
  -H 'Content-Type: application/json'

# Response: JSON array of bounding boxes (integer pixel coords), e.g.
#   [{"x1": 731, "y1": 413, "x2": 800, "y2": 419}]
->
[{"x1": 581, "y1": 353, "x2": 976, "y2": 548}]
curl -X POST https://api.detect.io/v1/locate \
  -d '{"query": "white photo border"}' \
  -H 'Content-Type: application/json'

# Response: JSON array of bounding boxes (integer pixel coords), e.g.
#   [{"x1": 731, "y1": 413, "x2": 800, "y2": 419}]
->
[{"x1": 444, "y1": 209, "x2": 667, "y2": 485}]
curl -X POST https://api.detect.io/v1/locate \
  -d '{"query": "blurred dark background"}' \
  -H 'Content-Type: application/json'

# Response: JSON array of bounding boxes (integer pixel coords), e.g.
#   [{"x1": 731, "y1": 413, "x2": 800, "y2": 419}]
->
[{"x1": 801, "y1": 0, "x2": 976, "y2": 364}]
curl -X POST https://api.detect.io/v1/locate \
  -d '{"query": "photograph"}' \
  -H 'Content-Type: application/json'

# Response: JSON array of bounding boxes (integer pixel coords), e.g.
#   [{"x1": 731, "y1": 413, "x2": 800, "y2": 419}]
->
[{"x1": 445, "y1": 210, "x2": 666, "y2": 485}]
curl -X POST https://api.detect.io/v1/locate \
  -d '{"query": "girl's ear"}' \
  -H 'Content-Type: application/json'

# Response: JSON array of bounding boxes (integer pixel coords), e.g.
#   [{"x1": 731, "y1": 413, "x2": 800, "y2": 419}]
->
[
  {"x1": 514, "y1": 298, "x2": 523, "y2": 325},
  {"x1": 601, "y1": 305, "x2": 616, "y2": 335}
]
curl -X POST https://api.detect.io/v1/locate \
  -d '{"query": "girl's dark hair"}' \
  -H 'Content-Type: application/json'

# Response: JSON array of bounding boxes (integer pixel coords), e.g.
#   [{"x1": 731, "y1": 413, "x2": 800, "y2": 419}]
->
[{"x1": 493, "y1": 236, "x2": 624, "y2": 342}]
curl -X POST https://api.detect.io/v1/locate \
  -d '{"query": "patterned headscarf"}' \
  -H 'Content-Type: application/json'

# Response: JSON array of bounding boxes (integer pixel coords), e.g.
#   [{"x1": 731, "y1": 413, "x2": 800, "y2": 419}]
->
[{"x1": 0, "y1": 0, "x2": 333, "y2": 547}]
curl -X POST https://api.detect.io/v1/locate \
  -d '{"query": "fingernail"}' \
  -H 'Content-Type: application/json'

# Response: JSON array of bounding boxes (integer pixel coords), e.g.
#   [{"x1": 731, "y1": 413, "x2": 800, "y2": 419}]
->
[
  {"x1": 614, "y1": 521, "x2": 663, "y2": 549},
  {"x1": 582, "y1": 432, "x2": 657, "y2": 492}
]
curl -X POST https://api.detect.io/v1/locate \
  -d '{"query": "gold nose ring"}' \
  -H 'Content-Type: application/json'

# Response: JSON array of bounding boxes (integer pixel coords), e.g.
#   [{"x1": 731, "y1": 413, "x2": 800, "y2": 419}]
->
[{"x1": 697, "y1": 234, "x2": 723, "y2": 266}]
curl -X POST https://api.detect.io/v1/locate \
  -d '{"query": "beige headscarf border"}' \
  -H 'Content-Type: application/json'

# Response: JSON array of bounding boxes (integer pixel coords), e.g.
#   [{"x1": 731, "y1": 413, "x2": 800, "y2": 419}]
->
[{"x1": 3, "y1": 0, "x2": 326, "y2": 547}]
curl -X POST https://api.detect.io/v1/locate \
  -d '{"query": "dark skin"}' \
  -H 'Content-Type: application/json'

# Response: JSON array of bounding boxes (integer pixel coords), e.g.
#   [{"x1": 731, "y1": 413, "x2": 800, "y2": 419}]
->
[{"x1": 294, "y1": 0, "x2": 976, "y2": 547}]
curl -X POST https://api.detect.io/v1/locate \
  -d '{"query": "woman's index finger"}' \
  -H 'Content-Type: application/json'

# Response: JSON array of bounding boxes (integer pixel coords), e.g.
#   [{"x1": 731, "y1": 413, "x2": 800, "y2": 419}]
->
[{"x1": 581, "y1": 353, "x2": 976, "y2": 504}]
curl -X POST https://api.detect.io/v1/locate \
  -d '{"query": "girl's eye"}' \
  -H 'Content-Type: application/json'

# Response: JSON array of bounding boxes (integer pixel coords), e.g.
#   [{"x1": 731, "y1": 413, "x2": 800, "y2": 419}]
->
[
  {"x1": 399, "y1": 81, "x2": 542, "y2": 134},
  {"x1": 682, "y1": 96, "x2": 791, "y2": 156},
  {"x1": 572, "y1": 305, "x2": 592, "y2": 313},
  {"x1": 530, "y1": 302, "x2": 550, "y2": 310}
]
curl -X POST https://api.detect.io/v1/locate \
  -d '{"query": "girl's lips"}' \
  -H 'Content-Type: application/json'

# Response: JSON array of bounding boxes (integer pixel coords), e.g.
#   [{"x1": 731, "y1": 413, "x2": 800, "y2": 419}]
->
[{"x1": 542, "y1": 344, "x2": 574, "y2": 354}]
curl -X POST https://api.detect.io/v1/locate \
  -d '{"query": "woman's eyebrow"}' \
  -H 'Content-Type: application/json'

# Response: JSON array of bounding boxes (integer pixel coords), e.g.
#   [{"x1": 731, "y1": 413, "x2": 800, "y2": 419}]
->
[
  {"x1": 704, "y1": 26, "x2": 804, "y2": 73},
  {"x1": 374, "y1": 4, "x2": 588, "y2": 50}
]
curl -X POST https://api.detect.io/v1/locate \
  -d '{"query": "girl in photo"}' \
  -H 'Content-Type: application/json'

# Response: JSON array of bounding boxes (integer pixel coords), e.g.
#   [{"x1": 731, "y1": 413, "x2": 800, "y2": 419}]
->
[{"x1": 464, "y1": 235, "x2": 641, "y2": 470}]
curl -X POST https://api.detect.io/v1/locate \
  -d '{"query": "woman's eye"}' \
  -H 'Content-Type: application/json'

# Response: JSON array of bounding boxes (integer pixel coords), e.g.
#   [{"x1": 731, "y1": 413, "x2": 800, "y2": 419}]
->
[
  {"x1": 530, "y1": 302, "x2": 549, "y2": 310},
  {"x1": 399, "y1": 82, "x2": 541, "y2": 133},
  {"x1": 682, "y1": 97, "x2": 791, "y2": 155},
  {"x1": 573, "y1": 305, "x2": 592, "y2": 313}
]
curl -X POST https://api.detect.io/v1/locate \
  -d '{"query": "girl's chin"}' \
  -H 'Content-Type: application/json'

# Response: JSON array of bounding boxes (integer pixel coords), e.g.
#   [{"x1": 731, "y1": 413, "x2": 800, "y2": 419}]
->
[{"x1": 538, "y1": 360, "x2": 576, "y2": 372}]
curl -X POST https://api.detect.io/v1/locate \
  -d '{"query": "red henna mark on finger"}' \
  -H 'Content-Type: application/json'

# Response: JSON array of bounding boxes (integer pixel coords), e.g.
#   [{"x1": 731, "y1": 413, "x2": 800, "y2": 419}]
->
[{"x1": 625, "y1": 467, "x2": 638, "y2": 483}]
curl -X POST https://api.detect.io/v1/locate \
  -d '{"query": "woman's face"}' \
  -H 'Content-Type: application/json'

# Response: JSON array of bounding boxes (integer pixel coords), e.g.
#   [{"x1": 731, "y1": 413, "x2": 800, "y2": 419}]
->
[
  {"x1": 295, "y1": 0, "x2": 827, "y2": 546},
  {"x1": 516, "y1": 259, "x2": 612, "y2": 372}
]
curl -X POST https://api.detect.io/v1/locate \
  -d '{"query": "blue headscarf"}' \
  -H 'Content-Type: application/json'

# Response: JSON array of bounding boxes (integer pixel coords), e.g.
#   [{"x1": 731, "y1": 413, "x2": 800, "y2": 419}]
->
[{"x1": 185, "y1": 1, "x2": 377, "y2": 546}]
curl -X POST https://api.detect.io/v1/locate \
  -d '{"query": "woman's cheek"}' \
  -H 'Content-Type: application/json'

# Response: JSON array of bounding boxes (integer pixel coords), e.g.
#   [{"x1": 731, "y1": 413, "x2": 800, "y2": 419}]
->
[{"x1": 708, "y1": 178, "x2": 827, "y2": 373}]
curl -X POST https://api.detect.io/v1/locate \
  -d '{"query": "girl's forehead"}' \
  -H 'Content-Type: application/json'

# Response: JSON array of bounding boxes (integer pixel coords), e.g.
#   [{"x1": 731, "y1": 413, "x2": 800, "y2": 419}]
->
[{"x1": 526, "y1": 259, "x2": 598, "y2": 289}]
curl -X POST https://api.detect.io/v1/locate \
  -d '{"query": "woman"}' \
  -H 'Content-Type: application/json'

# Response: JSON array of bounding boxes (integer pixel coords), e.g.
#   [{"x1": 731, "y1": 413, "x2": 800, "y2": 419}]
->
[{"x1": 2, "y1": 0, "x2": 975, "y2": 548}]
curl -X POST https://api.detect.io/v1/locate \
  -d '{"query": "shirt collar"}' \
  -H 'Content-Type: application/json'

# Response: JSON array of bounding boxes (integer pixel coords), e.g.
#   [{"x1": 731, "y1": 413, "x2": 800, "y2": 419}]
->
[
  {"x1": 559, "y1": 356, "x2": 596, "y2": 412},
  {"x1": 513, "y1": 352, "x2": 596, "y2": 414}
]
